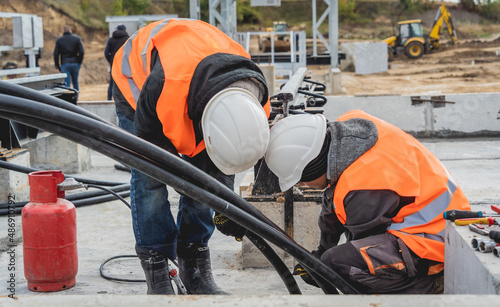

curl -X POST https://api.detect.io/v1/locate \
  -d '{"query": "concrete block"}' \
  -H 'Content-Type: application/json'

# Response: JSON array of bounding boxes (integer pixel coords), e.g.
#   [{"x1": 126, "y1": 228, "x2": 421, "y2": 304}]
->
[
  {"x1": 21, "y1": 132, "x2": 91, "y2": 174},
  {"x1": 78, "y1": 101, "x2": 118, "y2": 126},
  {"x1": 0, "y1": 149, "x2": 28, "y2": 255},
  {"x1": 322, "y1": 93, "x2": 500, "y2": 137},
  {"x1": 241, "y1": 199, "x2": 321, "y2": 269},
  {"x1": 0, "y1": 148, "x2": 30, "y2": 203},
  {"x1": 258, "y1": 64, "x2": 276, "y2": 96},
  {"x1": 340, "y1": 42, "x2": 388, "y2": 75},
  {"x1": 433, "y1": 93, "x2": 500, "y2": 137},
  {"x1": 325, "y1": 68, "x2": 343, "y2": 95},
  {"x1": 444, "y1": 221, "x2": 500, "y2": 294}
]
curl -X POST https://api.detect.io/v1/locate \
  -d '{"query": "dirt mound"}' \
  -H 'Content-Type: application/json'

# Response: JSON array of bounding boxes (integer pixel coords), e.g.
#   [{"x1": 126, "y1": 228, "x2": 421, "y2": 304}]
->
[{"x1": 0, "y1": 0, "x2": 109, "y2": 87}]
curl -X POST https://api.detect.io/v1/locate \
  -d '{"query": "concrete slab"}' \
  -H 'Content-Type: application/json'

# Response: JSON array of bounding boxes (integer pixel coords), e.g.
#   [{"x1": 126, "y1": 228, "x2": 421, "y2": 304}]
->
[
  {"x1": 1, "y1": 294, "x2": 500, "y2": 306},
  {"x1": 340, "y1": 42, "x2": 388, "y2": 75}
]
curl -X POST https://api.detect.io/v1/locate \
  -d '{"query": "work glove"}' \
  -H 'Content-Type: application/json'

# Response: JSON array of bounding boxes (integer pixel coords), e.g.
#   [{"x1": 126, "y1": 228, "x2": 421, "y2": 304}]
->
[
  {"x1": 213, "y1": 212, "x2": 247, "y2": 241},
  {"x1": 292, "y1": 247, "x2": 326, "y2": 288}
]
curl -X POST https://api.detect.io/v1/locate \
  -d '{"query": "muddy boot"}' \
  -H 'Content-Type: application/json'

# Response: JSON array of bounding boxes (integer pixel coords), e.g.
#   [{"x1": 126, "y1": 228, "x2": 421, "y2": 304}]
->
[
  {"x1": 178, "y1": 243, "x2": 229, "y2": 295},
  {"x1": 136, "y1": 245, "x2": 176, "y2": 295}
]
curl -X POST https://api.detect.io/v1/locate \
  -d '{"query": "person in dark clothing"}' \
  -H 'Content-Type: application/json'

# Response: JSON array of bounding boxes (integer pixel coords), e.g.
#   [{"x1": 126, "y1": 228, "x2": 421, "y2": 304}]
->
[
  {"x1": 104, "y1": 24, "x2": 129, "y2": 100},
  {"x1": 112, "y1": 19, "x2": 270, "y2": 295},
  {"x1": 264, "y1": 110, "x2": 471, "y2": 294},
  {"x1": 53, "y1": 25, "x2": 84, "y2": 91}
]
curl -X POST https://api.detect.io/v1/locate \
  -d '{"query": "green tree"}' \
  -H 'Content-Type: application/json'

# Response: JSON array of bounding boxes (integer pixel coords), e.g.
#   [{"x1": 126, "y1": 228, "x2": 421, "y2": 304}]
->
[{"x1": 113, "y1": 0, "x2": 125, "y2": 15}]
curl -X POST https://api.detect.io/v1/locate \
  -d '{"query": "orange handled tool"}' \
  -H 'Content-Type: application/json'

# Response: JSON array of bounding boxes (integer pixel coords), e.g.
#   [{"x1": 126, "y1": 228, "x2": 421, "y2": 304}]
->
[{"x1": 455, "y1": 217, "x2": 499, "y2": 226}]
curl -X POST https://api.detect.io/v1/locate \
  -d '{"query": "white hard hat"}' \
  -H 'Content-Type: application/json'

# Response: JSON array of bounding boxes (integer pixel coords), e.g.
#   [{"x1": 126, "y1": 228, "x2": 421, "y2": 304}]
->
[
  {"x1": 265, "y1": 114, "x2": 327, "y2": 191},
  {"x1": 201, "y1": 88, "x2": 270, "y2": 175}
]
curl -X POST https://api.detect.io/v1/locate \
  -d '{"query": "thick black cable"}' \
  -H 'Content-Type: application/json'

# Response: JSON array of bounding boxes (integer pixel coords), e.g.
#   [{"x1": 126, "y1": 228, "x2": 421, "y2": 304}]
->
[
  {"x1": 99, "y1": 255, "x2": 146, "y2": 283},
  {"x1": 86, "y1": 184, "x2": 131, "y2": 209},
  {"x1": 0, "y1": 92, "x2": 339, "y2": 294},
  {"x1": 0, "y1": 84, "x2": 311, "y2": 292},
  {"x1": 0, "y1": 108, "x2": 358, "y2": 294},
  {"x1": 2, "y1": 111, "x2": 308, "y2": 294},
  {"x1": 0, "y1": 184, "x2": 130, "y2": 210},
  {"x1": 0, "y1": 191, "x2": 131, "y2": 216},
  {"x1": 0, "y1": 92, "x2": 284, "y2": 237},
  {"x1": 0, "y1": 94, "x2": 350, "y2": 294},
  {"x1": 0, "y1": 80, "x2": 108, "y2": 124},
  {"x1": 0, "y1": 160, "x2": 126, "y2": 186},
  {"x1": 246, "y1": 231, "x2": 302, "y2": 294}
]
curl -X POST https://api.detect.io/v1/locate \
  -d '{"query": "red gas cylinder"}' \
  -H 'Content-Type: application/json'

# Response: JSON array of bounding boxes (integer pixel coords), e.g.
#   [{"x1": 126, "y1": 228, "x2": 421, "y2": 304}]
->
[{"x1": 22, "y1": 170, "x2": 78, "y2": 292}]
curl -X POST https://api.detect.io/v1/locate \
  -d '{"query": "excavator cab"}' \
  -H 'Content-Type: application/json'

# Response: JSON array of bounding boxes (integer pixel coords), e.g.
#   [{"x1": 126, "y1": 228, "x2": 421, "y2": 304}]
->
[
  {"x1": 397, "y1": 20, "x2": 426, "y2": 58},
  {"x1": 384, "y1": 4, "x2": 457, "y2": 60},
  {"x1": 384, "y1": 19, "x2": 426, "y2": 59}
]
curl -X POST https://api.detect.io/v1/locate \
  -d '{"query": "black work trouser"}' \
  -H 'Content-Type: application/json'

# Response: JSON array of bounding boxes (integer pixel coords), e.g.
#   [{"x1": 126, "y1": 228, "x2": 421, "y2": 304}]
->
[{"x1": 320, "y1": 233, "x2": 443, "y2": 294}]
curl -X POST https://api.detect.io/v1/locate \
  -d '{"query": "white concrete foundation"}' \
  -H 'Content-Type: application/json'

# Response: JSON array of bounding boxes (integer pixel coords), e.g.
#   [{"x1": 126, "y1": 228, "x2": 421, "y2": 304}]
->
[
  {"x1": 241, "y1": 199, "x2": 321, "y2": 269},
  {"x1": 445, "y1": 221, "x2": 500, "y2": 294},
  {"x1": 21, "y1": 132, "x2": 91, "y2": 174},
  {"x1": 0, "y1": 149, "x2": 30, "y2": 203}
]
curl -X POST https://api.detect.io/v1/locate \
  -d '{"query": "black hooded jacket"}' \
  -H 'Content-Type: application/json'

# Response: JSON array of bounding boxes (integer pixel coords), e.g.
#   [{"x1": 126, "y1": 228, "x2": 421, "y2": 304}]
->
[{"x1": 105, "y1": 30, "x2": 129, "y2": 65}]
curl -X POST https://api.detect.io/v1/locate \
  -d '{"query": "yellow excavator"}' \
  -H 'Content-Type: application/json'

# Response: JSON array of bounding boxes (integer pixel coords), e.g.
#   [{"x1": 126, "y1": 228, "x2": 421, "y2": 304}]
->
[
  {"x1": 384, "y1": 4, "x2": 458, "y2": 59},
  {"x1": 259, "y1": 21, "x2": 291, "y2": 52}
]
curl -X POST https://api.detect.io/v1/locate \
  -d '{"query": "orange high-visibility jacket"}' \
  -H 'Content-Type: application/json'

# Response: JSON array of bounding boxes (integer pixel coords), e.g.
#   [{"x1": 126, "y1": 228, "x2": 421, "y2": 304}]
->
[
  {"x1": 332, "y1": 110, "x2": 470, "y2": 262},
  {"x1": 112, "y1": 19, "x2": 270, "y2": 157}
]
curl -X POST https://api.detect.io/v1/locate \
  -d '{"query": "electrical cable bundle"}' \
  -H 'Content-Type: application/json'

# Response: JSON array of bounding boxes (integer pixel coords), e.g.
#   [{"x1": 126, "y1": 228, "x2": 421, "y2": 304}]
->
[{"x1": 0, "y1": 80, "x2": 359, "y2": 294}]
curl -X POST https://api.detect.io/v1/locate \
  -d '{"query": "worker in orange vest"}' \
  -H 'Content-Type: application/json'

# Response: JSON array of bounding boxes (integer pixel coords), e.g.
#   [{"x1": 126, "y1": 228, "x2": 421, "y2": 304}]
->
[
  {"x1": 264, "y1": 110, "x2": 471, "y2": 293},
  {"x1": 112, "y1": 19, "x2": 270, "y2": 295}
]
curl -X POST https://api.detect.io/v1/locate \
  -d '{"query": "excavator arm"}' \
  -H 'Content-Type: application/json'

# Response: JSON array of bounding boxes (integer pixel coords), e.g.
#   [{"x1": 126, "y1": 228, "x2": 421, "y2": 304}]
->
[{"x1": 428, "y1": 4, "x2": 458, "y2": 49}]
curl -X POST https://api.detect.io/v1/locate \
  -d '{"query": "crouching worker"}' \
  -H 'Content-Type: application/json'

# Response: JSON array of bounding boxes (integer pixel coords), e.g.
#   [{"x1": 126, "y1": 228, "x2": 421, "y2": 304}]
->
[
  {"x1": 264, "y1": 110, "x2": 470, "y2": 294},
  {"x1": 112, "y1": 19, "x2": 270, "y2": 294}
]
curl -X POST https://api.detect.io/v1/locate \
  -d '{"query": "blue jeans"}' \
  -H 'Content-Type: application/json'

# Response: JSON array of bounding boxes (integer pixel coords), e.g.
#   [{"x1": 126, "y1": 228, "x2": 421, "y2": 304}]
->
[
  {"x1": 116, "y1": 109, "x2": 221, "y2": 260},
  {"x1": 61, "y1": 63, "x2": 80, "y2": 91}
]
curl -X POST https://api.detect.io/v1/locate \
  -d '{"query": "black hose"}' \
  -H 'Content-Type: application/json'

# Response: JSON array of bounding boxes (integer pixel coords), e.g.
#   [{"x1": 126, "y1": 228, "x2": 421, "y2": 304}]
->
[
  {"x1": 0, "y1": 160, "x2": 126, "y2": 186},
  {"x1": 0, "y1": 94, "x2": 358, "y2": 294},
  {"x1": 0, "y1": 190, "x2": 130, "y2": 216},
  {"x1": 86, "y1": 184, "x2": 131, "y2": 209},
  {"x1": 0, "y1": 84, "x2": 310, "y2": 292},
  {"x1": 0, "y1": 108, "x2": 358, "y2": 294},
  {"x1": 0, "y1": 184, "x2": 130, "y2": 210},
  {"x1": 0, "y1": 93, "x2": 336, "y2": 292},
  {"x1": 0, "y1": 80, "x2": 108, "y2": 124},
  {"x1": 2, "y1": 93, "x2": 353, "y2": 293},
  {"x1": 0, "y1": 110, "x2": 304, "y2": 293},
  {"x1": 99, "y1": 255, "x2": 146, "y2": 283},
  {"x1": 246, "y1": 231, "x2": 301, "y2": 294},
  {"x1": 1, "y1": 111, "x2": 311, "y2": 294}
]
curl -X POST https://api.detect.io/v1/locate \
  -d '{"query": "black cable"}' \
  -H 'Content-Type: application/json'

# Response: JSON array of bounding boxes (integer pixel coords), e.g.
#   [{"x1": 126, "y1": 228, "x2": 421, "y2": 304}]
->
[
  {"x1": 0, "y1": 80, "x2": 107, "y2": 124},
  {"x1": 99, "y1": 255, "x2": 145, "y2": 283},
  {"x1": 0, "y1": 191, "x2": 130, "y2": 216},
  {"x1": 3, "y1": 91, "x2": 333, "y2": 294},
  {"x1": 86, "y1": 184, "x2": 131, "y2": 209},
  {"x1": 0, "y1": 109, "x2": 357, "y2": 294},
  {"x1": 0, "y1": 94, "x2": 350, "y2": 294},
  {"x1": 0, "y1": 94, "x2": 358, "y2": 294},
  {"x1": 0, "y1": 160, "x2": 126, "y2": 186},
  {"x1": 0, "y1": 184, "x2": 130, "y2": 210},
  {"x1": 0, "y1": 111, "x2": 310, "y2": 294}
]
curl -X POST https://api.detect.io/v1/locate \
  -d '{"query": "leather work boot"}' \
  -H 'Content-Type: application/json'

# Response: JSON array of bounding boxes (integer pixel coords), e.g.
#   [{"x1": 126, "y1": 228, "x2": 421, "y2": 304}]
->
[
  {"x1": 178, "y1": 243, "x2": 229, "y2": 295},
  {"x1": 136, "y1": 245, "x2": 176, "y2": 295}
]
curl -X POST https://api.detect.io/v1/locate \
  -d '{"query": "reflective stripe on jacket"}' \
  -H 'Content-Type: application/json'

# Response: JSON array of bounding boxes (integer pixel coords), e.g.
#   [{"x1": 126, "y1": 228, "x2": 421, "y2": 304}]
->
[
  {"x1": 332, "y1": 110, "x2": 471, "y2": 262},
  {"x1": 112, "y1": 19, "x2": 269, "y2": 157}
]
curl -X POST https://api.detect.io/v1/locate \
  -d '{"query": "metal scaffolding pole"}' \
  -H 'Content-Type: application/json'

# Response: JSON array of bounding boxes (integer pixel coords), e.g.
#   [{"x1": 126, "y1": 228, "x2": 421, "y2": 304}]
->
[
  {"x1": 312, "y1": 0, "x2": 339, "y2": 68},
  {"x1": 209, "y1": 0, "x2": 237, "y2": 39},
  {"x1": 190, "y1": 0, "x2": 200, "y2": 19}
]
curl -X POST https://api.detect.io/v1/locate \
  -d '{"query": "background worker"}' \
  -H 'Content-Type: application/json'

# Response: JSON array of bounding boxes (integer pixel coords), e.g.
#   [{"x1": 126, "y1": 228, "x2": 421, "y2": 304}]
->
[
  {"x1": 53, "y1": 25, "x2": 84, "y2": 91},
  {"x1": 264, "y1": 110, "x2": 471, "y2": 294},
  {"x1": 112, "y1": 19, "x2": 270, "y2": 295},
  {"x1": 104, "y1": 24, "x2": 129, "y2": 100}
]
